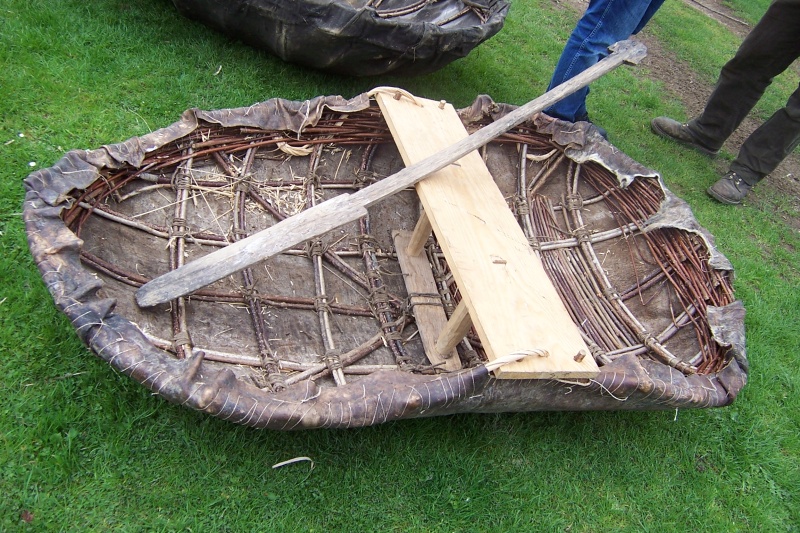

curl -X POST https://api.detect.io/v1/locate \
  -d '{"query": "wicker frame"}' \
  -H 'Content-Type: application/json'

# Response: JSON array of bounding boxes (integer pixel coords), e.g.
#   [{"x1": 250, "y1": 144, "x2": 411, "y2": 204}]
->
[{"x1": 23, "y1": 94, "x2": 748, "y2": 429}]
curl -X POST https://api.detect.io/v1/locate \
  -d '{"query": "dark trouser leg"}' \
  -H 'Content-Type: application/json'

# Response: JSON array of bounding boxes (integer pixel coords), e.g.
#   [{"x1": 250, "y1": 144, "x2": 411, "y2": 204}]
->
[
  {"x1": 687, "y1": 0, "x2": 800, "y2": 151},
  {"x1": 731, "y1": 85, "x2": 800, "y2": 184}
]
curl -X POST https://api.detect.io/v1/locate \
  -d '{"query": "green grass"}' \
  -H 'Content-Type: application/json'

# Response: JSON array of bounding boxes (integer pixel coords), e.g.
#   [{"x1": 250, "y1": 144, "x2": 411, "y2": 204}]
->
[{"x1": 1, "y1": 0, "x2": 799, "y2": 530}]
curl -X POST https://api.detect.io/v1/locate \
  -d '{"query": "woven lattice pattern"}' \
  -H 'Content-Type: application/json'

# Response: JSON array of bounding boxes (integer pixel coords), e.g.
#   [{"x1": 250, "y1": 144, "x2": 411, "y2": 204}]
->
[{"x1": 23, "y1": 97, "x2": 747, "y2": 428}]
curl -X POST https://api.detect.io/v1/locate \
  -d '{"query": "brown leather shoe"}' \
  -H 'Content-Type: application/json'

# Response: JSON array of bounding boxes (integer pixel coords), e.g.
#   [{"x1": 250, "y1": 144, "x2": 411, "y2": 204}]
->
[
  {"x1": 707, "y1": 172, "x2": 753, "y2": 205},
  {"x1": 651, "y1": 117, "x2": 719, "y2": 157}
]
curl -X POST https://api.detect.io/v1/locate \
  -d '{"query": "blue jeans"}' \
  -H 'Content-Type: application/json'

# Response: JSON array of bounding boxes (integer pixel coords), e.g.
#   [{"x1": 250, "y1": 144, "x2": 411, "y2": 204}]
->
[{"x1": 544, "y1": 0, "x2": 666, "y2": 122}]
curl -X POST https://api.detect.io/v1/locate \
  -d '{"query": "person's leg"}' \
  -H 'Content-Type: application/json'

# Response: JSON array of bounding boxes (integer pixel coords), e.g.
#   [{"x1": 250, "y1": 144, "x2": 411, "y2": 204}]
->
[
  {"x1": 730, "y1": 84, "x2": 800, "y2": 184},
  {"x1": 708, "y1": 82, "x2": 800, "y2": 204},
  {"x1": 545, "y1": 0, "x2": 664, "y2": 122},
  {"x1": 689, "y1": 0, "x2": 800, "y2": 150},
  {"x1": 631, "y1": 0, "x2": 665, "y2": 34}
]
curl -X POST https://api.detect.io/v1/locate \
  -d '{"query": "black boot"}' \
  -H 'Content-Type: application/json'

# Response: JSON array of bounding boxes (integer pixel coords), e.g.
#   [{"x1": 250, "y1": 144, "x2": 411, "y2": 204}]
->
[
  {"x1": 651, "y1": 117, "x2": 719, "y2": 157},
  {"x1": 707, "y1": 171, "x2": 753, "y2": 205}
]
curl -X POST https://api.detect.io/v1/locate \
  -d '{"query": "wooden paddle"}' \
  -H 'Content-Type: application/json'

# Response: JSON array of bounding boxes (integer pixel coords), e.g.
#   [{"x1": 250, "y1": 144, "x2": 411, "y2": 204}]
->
[{"x1": 136, "y1": 40, "x2": 647, "y2": 307}]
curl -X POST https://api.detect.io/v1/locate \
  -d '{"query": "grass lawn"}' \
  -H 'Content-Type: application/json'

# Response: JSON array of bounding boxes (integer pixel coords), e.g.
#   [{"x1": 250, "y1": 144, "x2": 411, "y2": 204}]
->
[{"x1": 1, "y1": 0, "x2": 798, "y2": 530}]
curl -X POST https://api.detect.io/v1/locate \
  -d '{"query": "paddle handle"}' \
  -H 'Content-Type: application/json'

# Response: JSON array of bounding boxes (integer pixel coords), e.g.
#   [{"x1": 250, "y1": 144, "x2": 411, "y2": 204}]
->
[{"x1": 136, "y1": 40, "x2": 646, "y2": 307}]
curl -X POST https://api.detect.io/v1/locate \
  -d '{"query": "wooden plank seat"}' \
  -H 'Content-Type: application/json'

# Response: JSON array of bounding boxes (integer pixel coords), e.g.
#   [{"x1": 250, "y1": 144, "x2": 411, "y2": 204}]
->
[{"x1": 376, "y1": 89, "x2": 599, "y2": 379}]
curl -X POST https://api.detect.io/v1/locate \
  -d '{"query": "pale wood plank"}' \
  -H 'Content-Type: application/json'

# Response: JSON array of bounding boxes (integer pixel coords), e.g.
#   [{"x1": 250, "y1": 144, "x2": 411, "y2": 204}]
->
[
  {"x1": 434, "y1": 299, "x2": 473, "y2": 357},
  {"x1": 407, "y1": 210, "x2": 432, "y2": 256},
  {"x1": 376, "y1": 92, "x2": 598, "y2": 379},
  {"x1": 393, "y1": 230, "x2": 462, "y2": 371}
]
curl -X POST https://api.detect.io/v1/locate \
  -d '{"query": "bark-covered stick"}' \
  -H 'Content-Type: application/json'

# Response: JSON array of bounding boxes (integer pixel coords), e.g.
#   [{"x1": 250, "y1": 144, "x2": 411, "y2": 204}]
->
[{"x1": 136, "y1": 39, "x2": 647, "y2": 307}]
